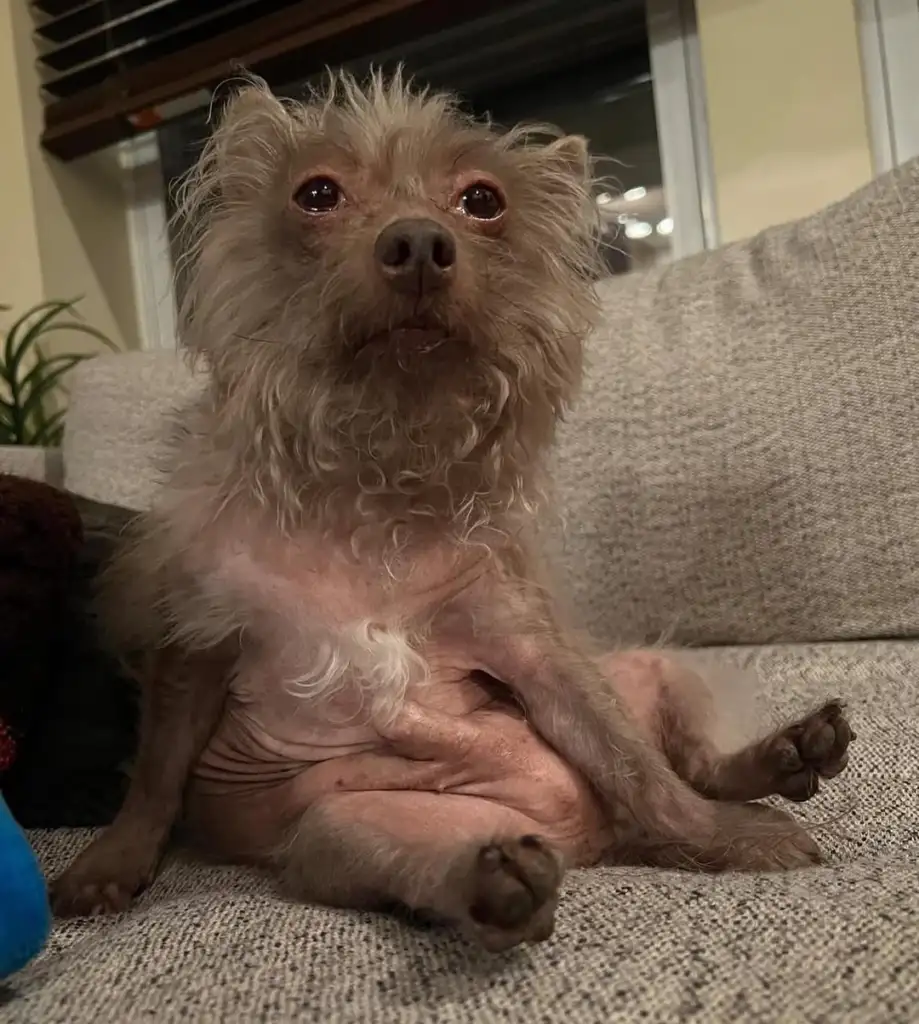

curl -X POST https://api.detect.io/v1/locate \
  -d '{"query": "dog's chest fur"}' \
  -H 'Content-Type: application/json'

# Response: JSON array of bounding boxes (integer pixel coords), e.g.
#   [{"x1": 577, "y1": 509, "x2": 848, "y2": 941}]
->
[{"x1": 193, "y1": 523, "x2": 489, "y2": 728}]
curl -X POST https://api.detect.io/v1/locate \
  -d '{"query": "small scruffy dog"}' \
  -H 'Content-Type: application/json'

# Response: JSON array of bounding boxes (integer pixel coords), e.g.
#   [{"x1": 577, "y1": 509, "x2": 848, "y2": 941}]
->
[{"x1": 53, "y1": 70, "x2": 852, "y2": 951}]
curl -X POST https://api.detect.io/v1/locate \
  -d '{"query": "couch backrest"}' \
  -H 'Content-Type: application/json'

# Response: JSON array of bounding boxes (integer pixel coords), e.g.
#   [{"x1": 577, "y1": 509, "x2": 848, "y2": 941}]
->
[{"x1": 64, "y1": 156, "x2": 919, "y2": 648}]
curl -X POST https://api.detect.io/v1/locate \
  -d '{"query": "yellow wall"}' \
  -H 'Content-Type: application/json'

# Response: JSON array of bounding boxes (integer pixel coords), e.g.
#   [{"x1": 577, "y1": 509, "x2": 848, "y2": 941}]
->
[
  {"x1": 696, "y1": 0, "x2": 875, "y2": 243},
  {"x1": 0, "y1": 0, "x2": 43, "y2": 310},
  {"x1": 0, "y1": 0, "x2": 138, "y2": 350}
]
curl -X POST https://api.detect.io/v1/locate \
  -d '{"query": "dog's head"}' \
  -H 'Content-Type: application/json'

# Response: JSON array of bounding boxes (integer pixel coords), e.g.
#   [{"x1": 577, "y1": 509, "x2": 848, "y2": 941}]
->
[{"x1": 176, "y1": 69, "x2": 603, "y2": 525}]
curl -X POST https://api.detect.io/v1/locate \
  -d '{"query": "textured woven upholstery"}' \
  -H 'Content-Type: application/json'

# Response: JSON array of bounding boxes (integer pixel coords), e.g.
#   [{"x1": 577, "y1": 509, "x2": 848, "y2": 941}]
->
[{"x1": 11, "y1": 158, "x2": 919, "y2": 1023}]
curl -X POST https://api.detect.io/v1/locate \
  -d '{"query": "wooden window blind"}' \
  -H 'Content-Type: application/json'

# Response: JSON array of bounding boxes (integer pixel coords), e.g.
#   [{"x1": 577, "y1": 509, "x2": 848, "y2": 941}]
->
[{"x1": 33, "y1": 0, "x2": 647, "y2": 160}]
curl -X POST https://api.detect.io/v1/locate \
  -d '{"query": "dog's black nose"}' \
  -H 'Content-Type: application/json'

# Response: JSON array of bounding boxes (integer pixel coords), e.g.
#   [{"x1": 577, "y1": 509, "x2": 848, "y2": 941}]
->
[{"x1": 374, "y1": 218, "x2": 456, "y2": 295}]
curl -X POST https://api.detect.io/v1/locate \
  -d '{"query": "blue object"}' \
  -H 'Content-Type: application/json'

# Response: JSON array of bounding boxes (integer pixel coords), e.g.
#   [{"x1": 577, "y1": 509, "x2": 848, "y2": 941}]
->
[{"x1": 0, "y1": 793, "x2": 50, "y2": 978}]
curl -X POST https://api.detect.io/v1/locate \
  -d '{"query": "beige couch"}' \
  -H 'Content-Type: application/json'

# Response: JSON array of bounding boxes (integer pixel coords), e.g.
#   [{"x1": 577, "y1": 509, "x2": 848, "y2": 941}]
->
[{"x1": 8, "y1": 158, "x2": 919, "y2": 1023}]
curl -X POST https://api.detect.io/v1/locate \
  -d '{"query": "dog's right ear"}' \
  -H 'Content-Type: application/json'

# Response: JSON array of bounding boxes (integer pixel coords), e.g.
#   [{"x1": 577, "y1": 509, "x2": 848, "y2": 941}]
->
[{"x1": 210, "y1": 77, "x2": 294, "y2": 200}]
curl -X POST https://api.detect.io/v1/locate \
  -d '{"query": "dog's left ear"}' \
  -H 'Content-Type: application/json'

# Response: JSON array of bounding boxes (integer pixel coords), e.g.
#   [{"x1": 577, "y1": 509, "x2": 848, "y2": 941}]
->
[
  {"x1": 210, "y1": 76, "x2": 295, "y2": 200},
  {"x1": 543, "y1": 135, "x2": 590, "y2": 184}
]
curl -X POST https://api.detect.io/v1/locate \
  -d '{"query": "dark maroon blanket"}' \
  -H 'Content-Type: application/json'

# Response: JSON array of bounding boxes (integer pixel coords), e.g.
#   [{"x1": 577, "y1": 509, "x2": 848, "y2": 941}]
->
[{"x1": 0, "y1": 474, "x2": 138, "y2": 827}]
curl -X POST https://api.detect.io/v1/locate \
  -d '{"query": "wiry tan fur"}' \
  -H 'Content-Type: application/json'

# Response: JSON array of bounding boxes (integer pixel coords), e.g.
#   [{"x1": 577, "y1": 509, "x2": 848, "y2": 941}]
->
[
  {"x1": 51, "y1": 69, "x2": 854, "y2": 944},
  {"x1": 103, "y1": 67, "x2": 602, "y2": 665}
]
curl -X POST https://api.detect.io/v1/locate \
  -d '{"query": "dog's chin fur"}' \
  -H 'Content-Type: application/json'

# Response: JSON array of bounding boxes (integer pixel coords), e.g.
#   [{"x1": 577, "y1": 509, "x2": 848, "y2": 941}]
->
[
  {"x1": 344, "y1": 324, "x2": 471, "y2": 376},
  {"x1": 166, "y1": 66, "x2": 605, "y2": 554}
]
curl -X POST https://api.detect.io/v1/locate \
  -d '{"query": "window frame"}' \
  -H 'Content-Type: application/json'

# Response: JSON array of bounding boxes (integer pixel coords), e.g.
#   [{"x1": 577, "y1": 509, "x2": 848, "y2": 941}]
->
[
  {"x1": 120, "y1": 133, "x2": 178, "y2": 350},
  {"x1": 125, "y1": 0, "x2": 716, "y2": 349},
  {"x1": 857, "y1": 0, "x2": 919, "y2": 174},
  {"x1": 647, "y1": 0, "x2": 719, "y2": 257}
]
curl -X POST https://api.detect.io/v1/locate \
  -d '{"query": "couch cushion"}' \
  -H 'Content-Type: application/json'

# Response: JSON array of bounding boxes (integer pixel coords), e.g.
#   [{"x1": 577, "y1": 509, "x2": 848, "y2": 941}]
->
[
  {"x1": 553, "y1": 156, "x2": 919, "y2": 646},
  {"x1": 9, "y1": 641, "x2": 918, "y2": 1023}
]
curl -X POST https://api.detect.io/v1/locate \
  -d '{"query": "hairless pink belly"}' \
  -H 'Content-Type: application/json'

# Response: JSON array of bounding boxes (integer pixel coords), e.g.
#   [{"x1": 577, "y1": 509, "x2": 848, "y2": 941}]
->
[{"x1": 185, "y1": 652, "x2": 669, "y2": 867}]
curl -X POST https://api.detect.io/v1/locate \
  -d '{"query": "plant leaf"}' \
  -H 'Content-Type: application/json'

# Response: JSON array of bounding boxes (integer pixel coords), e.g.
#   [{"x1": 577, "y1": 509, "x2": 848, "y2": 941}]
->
[
  {"x1": 19, "y1": 352, "x2": 88, "y2": 387},
  {"x1": 29, "y1": 406, "x2": 68, "y2": 447},
  {"x1": 32, "y1": 320, "x2": 118, "y2": 353},
  {"x1": 17, "y1": 354, "x2": 87, "y2": 429},
  {"x1": 26, "y1": 353, "x2": 52, "y2": 438},
  {"x1": 0, "y1": 297, "x2": 116, "y2": 446},
  {"x1": 2, "y1": 299, "x2": 80, "y2": 381}
]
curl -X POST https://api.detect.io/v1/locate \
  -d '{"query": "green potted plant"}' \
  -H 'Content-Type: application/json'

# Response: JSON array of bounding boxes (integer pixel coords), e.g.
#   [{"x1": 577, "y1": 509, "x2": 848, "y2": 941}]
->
[{"x1": 0, "y1": 298, "x2": 118, "y2": 485}]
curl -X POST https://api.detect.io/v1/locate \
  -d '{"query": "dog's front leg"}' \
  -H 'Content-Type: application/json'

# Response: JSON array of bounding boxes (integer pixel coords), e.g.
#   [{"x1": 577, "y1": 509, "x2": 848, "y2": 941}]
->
[{"x1": 51, "y1": 641, "x2": 233, "y2": 915}]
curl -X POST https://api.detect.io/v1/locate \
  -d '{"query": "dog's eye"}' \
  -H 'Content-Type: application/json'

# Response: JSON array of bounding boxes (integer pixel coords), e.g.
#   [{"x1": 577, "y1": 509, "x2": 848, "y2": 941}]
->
[
  {"x1": 293, "y1": 176, "x2": 343, "y2": 214},
  {"x1": 458, "y1": 183, "x2": 505, "y2": 221}
]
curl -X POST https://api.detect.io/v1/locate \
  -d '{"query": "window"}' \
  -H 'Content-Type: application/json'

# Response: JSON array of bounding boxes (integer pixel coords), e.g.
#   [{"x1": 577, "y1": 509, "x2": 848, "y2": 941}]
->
[
  {"x1": 128, "y1": 0, "x2": 715, "y2": 347},
  {"x1": 471, "y1": 59, "x2": 673, "y2": 276}
]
